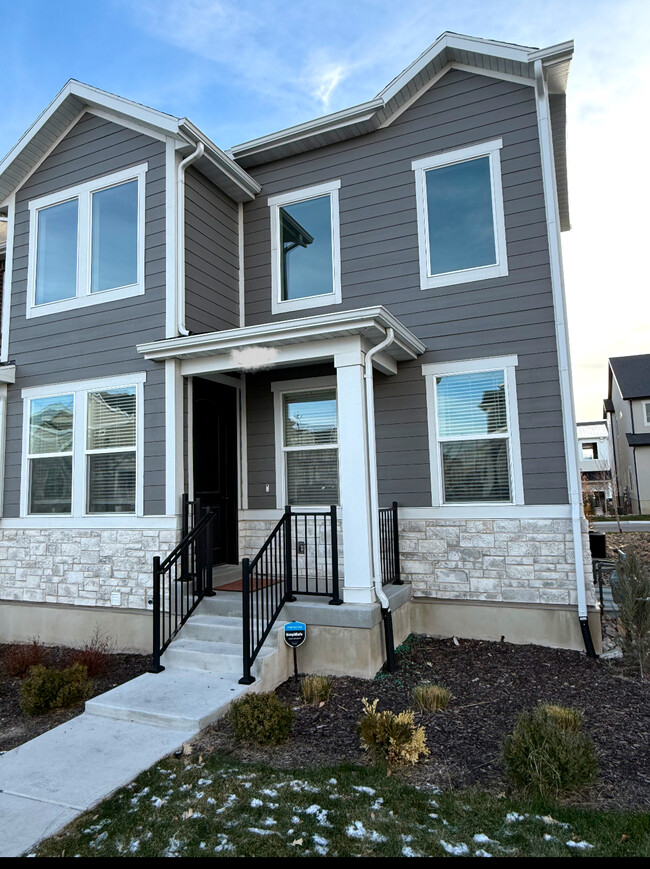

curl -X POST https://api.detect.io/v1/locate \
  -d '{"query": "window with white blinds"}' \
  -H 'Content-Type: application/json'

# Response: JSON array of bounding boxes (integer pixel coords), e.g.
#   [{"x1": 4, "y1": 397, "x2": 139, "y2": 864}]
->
[
  {"x1": 22, "y1": 377, "x2": 143, "y2": 517},
  {"x1": 281, "y1": 388, "x2": 339, "y2": 506},
  {"x1": 434, "y1": 369, "x2": 513, "y2": 503},
  {"x1": 86, "y1": 388, "x2": 137, "y2": 513},
  {"x1": 27, "y1": 394, "x2": 74, "y2": 514}
]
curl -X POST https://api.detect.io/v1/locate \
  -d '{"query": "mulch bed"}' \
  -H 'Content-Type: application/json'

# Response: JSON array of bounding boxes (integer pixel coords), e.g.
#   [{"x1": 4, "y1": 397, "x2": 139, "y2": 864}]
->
[
  {"x1": 605, "y1": 531, "x2": 650, "y2": 561},
  {"x1": 0, "y1": 644, "x2": 150, "y2": 753},
  {"x1": 194, "y1": 636, "x2": 650, "y2": 812}
]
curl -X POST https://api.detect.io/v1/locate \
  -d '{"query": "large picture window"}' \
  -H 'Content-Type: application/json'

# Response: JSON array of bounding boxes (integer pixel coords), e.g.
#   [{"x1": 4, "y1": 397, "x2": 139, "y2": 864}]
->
[
  {"x1": 412, "y1": 140, "x2": 508, "y2": 289},
  {"x1": 22, "y1": 375, "x2": 144, "y2": 517},
  {"x1": 27, "y1": 164, "x2": 147, "y2": 318},
  {"x1": 273, "y1": 379, "x2": 339, "y2": 507},
  {"x1": 423, "y1": 357, "x2": 524, "y2": 507},
  {"x1": 269, "y1": 181, "x2": 341, "y2": 314}
]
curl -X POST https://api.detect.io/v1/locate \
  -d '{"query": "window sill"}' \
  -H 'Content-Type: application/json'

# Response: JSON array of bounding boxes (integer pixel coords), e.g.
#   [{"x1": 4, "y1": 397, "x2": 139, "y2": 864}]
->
[
  {"x1": 26, "y1": 283, "x2": 145, "y2": 319},
  {"x1": 271, "y1": 290, "x2": 341, "y2": 316},
  {"x1": 421, "y1": 260, "x2": 508, "y2": 290}
]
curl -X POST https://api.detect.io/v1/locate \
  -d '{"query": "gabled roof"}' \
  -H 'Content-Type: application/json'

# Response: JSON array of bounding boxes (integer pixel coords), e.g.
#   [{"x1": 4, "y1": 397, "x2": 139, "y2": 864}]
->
[
  {"x1": 577, "y1": 421, "x2": 609, "y2": 439},
  {"x1": 229, "y1": 32, "x2": 573, "y2": 229},
  {"x1": 0, "y1": 80, "x2": 260, "y2": 206},
  {"x1": 609, "y1": 354, "x2": 650, "y2": 400}
]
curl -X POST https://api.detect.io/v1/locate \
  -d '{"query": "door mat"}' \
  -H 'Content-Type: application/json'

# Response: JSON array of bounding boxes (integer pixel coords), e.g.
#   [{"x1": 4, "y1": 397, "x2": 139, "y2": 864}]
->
[{"x1": 217, "y1": 576, "x2": 280, "y2": 592}]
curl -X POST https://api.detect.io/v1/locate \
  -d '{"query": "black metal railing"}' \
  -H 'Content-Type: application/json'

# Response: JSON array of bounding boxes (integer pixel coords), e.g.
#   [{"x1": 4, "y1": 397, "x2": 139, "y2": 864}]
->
[
  {"x1": 379, "y1": 501, "x2": 402, "y2": 585},
  {"x1": 150, "y1": 508, "x2": 217, "y2": 673},
  {"x1": 240, "y1": 505, "x2": 341, "y2": 684}
]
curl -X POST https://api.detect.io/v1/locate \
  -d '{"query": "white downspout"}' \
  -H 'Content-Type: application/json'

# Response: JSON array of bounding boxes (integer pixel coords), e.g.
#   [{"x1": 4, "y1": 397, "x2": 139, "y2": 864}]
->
[
  {"x1": 533, "y1": 61, "x2": 591, "y2": 638},
  {"x1": 177, "y1": 141, "x2": 205, "y2": 337},
  {"x1": 364, "y1": 327, "x2": 395, "y2": 610}
]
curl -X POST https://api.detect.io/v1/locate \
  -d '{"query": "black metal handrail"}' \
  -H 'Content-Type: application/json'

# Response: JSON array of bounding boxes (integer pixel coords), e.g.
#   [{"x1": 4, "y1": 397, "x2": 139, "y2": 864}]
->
[
  {"x1": 379, "y1": 501, "x2": 402, "y2": 585},
  {"x1": 150, "y1": 508, "x2": 217, "y2": 673},
  {"x1": 240, "y1": 504, "x2": 341, "y2": 684}
]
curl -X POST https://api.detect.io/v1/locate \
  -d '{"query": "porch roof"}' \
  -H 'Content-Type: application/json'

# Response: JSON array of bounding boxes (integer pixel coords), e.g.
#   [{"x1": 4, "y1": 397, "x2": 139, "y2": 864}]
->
[{"x1": 137, "y1": 306, "x2": 426, "y2": 376}]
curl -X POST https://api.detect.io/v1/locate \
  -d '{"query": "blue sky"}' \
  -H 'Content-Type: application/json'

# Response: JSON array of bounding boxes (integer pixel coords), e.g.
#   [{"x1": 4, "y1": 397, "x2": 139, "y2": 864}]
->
[{"x1": 3, "y1": 0, "x2": 650, "y2": 418}]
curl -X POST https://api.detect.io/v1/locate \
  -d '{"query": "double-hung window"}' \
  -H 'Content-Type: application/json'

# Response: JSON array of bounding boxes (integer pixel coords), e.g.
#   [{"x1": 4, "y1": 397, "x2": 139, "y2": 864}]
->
[
  {"x1": 269, "y1": 181, "x2": 341, "y2": 314},
  {"x1": 27, "y1": 164, "x2": 147, "y2": 317},
  {"x1": 272, "y1": 378, "x2": 339, "y2": 507},
  {"x1": 22, "y1": 374, "x2": 144, "y2": 516},
  {"x1": 644, "y1": 401, "x2": 650, "y2": 426},
  {"x1": 423, "y1": 357, "x2": 523, "y2": 506},
  {"x1": 412, "y1": 140, "x2": 508, "y2": 289}
]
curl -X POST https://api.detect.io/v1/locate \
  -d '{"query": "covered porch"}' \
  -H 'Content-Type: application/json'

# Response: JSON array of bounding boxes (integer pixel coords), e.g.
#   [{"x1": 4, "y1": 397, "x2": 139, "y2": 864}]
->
[{"x1": 138, "y1": 306, "x2": 425, "y2": 607}]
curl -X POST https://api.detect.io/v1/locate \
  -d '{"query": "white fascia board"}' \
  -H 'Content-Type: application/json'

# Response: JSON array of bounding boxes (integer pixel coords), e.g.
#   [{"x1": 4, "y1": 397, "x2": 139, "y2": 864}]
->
[
  {"x1": 0, "y1": 365, "x2": 16, "y2": 384},
  {"x1": 137, "y1": 306, "x2": 426, "y2": 362},
  {"x1": 178, "y1": 119, "x2": 261, "y2": 200},
  {"x1": 228, "y1": 99, "x2": 382, "y2": 160},
  {"x1": 378, "y1": 32, "x2": 535, "y2": 103}
]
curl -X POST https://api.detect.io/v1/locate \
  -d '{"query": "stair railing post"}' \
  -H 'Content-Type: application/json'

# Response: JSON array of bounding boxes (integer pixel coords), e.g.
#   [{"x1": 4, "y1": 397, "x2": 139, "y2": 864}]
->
[
  {"x1": 149, "y1": 556, "x2": 165, "y2": 673},
  {"x1": 391, "y1": 501, "x2": 403, "y2": 584},
  {"x1": 284, "y1": 505, "x2": 296, "y2": 602},
  {"x1": 329, "y1": 504, "x2": 342, "y2": 605},
  {"x1": 239, "y1": 557, "x2": 255, "y2": 684},
  {"x1": 204, "y1": 512, "x2": 216, "y2": 596}
]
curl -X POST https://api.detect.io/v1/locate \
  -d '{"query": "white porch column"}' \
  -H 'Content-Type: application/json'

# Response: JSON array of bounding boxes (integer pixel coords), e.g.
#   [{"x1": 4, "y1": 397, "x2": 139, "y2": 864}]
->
[
  {"x1": 165, "y1": 358, "x2": 184, "y2": 517},
  {"x1": 335, "y1": 344, "x2": 375, "y2": 604}
]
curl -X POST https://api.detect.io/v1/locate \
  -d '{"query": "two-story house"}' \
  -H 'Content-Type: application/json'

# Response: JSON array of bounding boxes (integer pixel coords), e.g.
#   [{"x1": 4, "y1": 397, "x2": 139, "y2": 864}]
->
[
  {"x1": 0, "y1": 33, "x2": 599, "y2": 674},
  {"x1": 577, "y1": 421, "x2": 613, "y2": 515},
  {"x1": 604, "y1": 354, "x2": 650, "y2": 515}
]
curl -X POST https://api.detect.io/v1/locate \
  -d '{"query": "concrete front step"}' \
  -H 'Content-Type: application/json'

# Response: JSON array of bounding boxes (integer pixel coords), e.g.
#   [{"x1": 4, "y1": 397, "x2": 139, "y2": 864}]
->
[
  {"x1": 85, "y1": 669, "x2": 250, "y2": 730},
  {"x1": 199, "y1": 592, "x2": 243, "y2": 617},
  {"x1": 182, "y1": 613, "x2": 245, "y2": 644},
  {"x1": 162, "y1": 637, "x2": 276, "y2": 675}
]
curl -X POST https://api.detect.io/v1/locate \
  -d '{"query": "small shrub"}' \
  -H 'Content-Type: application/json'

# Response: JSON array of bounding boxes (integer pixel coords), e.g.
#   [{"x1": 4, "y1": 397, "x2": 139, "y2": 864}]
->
[
  {"x1": 20, "y1": 663, "x2": 93, "y2": 716},
  {"x1": 503, "y1": 704, "x2": 598, "y2": 799},
  {"x1": 3, "y1": 638, "x2": 48, "y2": 677},
  {"x1": 616, "y1": 547, "x2": 650, "y2": 679},
  {"x1": 229, "y1": 691, "x2": 294, "y2": 745},
  {"x1": 412, "y1": 682, "x2": 451, "y2": 712},
  {"x1": 67, "y1": 624, "x2": 117, "y2": 677},
  {"x1": 300, "y1": 675, "x2": 333, "y2": 706},
  {"x1": 358, "y1": 698, "x2": 430, "y2": 766}
]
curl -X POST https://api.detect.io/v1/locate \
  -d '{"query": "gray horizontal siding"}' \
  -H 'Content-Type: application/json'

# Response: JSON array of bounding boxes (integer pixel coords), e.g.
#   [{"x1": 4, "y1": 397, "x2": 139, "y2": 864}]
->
[
  {"x1": 4, "y1": 112, "x2": 167, "y2": 517},
  {"x1": 184, "y1": 166, "x2": 240, "y2": 334},
  {"x1": 242, "y1": 68, "x2": 568, "y2": 507}
]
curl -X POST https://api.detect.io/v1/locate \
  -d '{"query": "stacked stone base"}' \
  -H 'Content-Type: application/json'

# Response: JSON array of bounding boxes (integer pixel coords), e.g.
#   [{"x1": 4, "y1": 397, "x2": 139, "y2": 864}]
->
[
  {"x1": 400, "y1": 516, "x2": 594, "y2": 607},
  {"x1": 0, "y1": 527, "x2": 179, "y2": 609}
]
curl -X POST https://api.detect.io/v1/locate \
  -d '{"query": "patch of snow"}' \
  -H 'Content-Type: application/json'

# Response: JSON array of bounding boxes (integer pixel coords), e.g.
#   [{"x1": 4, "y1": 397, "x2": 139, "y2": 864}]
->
[
  {"x1": 197, "y1": 778, "x2": 212, "y2": 786},
  {"x1": 371, "y1": 797, "x2": 384, "y2": 810},
  {"x1": 207, "y1": 797, "x2": 216, "y2": 805},
  {"x1": 215, "y1": 795, "x2": 238, "y2": 814},
  {"x1": 128, "y1": 839, "x2": 140, "y2": 853},
  {"x1": 353, "y1": 786, "x2": 376, "y2": 795},
  {"x1": 313, "y1": 834, "x2": 329, "y2": 856},
  {"x1": 194, "y1": 791, "x2": 204, "y2": 799},
  {"x1": 402, "y1": 846, "x2": 419, "y2": 857},
  {"x1": 179, "y1": 784, "x2": 191, "y2": 793},
  {"x1": 291, "y1": 815, "x2": 301, "y2": 824},
  {"x1": 263, "y1": 817, "x2": 277, "y2": 827},
  {"x1": 305, "y1": 804, "x2": 331, "y2": 826},
  {"x1": 250, "y1": 798, "x2": 263, "y2": 808},
  {"x1": 429, "y1": 813, "x2": 439, "y2": 820},
  {"x1": 162, "y1": 834, "x2": 184, "y2": 857},
  {"x1": 474, "y1": 834, "x2": 498, "y2": 845},
  {"x1": 566, "y1": 841, "x2": 594, "y2": 850},
  {"x1": 214, "y1": 834, "x2": 234, "y2": 854},
  {"x1": 505, "y1": 812, "x2": 525, "y2": 823},
  {"x1": 267, "y1": 802, "x2": 279, "y2": 809},
  {"x1": 440, "y1": 841, "x2": 469, "y2": 856},
  {"x1": 544, "y1": 834, "x2": 558, "y2": 842},
  {"x1": 262, "y1": 788, "x2": 278, "y2": 797},
  {"x1": 475, "y1": 849, "x2": 492, "y2": 857},
  {"x1": 346, "y1": 821, "x2": 387, "y2": 843},
  {"x1": 248, "y1": 828, "x2": 276, "y2": 836},
  {"x1": 328, "y1": 778, "x2": 337, "y2": 785},
  {"x1": 152, "y1": 797, "x2": 165, "y2": 809}
]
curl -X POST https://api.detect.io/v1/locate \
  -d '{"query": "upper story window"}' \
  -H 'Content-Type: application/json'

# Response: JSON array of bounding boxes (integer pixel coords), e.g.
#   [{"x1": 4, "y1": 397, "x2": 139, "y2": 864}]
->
[
  {"x1": 644, "y1": 401, "x2": 650, "y2": 426},
  {"x1": 581, "y1": 442, "x2": 598, "y2": 460},
  {"x1": 27, "y1": 164, "x2": 147, "y2": 318},
  {"x1": 272, "y1": 377, "x2": 339, "y2": 507},
  {"x1": 412, "y1": 140, "x2": 508, "y2": 290},
  {"x1": 269, "y1": 180, "x2": 341, "y2": 315},
  {"x1": 423, "y1": 356, "x2": 524, "y2": 506},
  {"x1": 22, "y1": 374, "x2": 145, "y2": 517}
]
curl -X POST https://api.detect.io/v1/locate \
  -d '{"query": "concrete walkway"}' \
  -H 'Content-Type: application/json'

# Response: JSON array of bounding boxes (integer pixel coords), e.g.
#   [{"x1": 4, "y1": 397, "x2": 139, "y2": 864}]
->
[{"x1": 0, "y1": 667, "x2": 254, "y2": 857}]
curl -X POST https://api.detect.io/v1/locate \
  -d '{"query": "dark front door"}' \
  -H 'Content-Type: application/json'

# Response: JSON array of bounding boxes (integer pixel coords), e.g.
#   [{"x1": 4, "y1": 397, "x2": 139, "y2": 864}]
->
[{"x1": 193, "y1": 378, "x2": 238, "y2": 564}]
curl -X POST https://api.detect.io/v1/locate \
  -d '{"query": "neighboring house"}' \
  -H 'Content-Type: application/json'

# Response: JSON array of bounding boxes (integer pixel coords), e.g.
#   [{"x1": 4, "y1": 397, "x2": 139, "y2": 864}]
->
[
  {"x1": 605, "y1": 354, "x2": 650, "y2": 515},
  {"x1": 0, "y1": 32, "x2": 598, "y2": 671},
  {"x1": 577, "y1": 421, "x2": 612, "y2": 514}
]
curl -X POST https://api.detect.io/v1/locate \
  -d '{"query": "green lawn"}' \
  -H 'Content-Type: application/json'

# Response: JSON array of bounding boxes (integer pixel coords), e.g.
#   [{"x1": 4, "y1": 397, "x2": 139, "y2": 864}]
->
[{"x1": 33, "y1": 752, "x2": 650, "y2": 858}]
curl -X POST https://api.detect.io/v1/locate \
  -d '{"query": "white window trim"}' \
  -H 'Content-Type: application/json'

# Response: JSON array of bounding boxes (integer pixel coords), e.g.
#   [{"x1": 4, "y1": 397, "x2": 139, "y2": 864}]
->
[
  {"x1": 643, "y1": 400, "x2": 650, "y2": 427},
  {"x1": 20, "y1": 372, "x2": 146, "y2": 518},
  {"x1": 271, "y1": 375, "x2": 338, "y2": 509},
  {"x1": 422, "y1": 355, "x2": 524, "y2": 507},
  {"x1": 26, "y1": 163, "x2": 148, "y2": 319},
  {"x1": 269, "y1": 180, "x2": 342, "y2": 315},
  {"x1": 412, "y1": 139, "x2": 508, "y2": 290}
]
